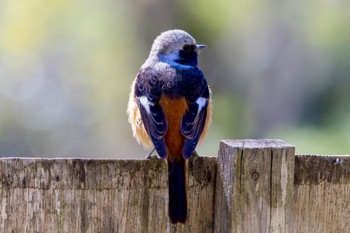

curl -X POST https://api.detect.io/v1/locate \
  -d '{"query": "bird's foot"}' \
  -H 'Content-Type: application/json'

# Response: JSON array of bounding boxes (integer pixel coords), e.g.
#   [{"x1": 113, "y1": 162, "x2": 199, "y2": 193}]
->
[
  {"x1": 191, "y1": 150, "x2": 199, "y2": 159},
  {"x1": 145, "y1": 148, "x2": 159, "y2": 160},
  {"x1": 187, "y1": 150, "x2": 199, "y2": 162}
]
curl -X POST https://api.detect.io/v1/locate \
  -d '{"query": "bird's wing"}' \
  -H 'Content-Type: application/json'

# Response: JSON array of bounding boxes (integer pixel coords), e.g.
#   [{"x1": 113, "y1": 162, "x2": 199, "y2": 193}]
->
[
  {"x1": 180, "y1": 97, "x2": 209, "y2": 158},
  {"x1": 180, "y1": 71, "x2": 210, "y2": 159},
  {"x1": 135, "y1": 73, "x2": 168, "y2": 158}
]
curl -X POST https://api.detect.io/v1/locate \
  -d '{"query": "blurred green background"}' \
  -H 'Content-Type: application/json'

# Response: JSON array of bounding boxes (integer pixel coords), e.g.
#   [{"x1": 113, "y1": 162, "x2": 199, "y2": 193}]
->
[{"x1": 0, "y1": 0, "x2": 349, "y2": 158}]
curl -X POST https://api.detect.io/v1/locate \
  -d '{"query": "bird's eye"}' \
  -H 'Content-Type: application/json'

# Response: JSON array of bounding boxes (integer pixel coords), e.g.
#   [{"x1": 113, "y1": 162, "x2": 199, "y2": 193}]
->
[{"x1": 182, "y1": 44, "x2": 192, "y2": 52}]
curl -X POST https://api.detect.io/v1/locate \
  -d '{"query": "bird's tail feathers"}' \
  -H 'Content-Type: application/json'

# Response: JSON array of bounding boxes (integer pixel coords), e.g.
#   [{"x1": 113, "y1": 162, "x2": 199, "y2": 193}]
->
[{"x1": 168, "y1": 157, "x2": 187, "y2": 224}]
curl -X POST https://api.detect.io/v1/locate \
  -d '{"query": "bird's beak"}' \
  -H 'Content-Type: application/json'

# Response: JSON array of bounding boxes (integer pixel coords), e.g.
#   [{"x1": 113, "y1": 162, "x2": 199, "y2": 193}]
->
[{"x1": 196, "y1": 44, "x2": 207, "y2": 50}]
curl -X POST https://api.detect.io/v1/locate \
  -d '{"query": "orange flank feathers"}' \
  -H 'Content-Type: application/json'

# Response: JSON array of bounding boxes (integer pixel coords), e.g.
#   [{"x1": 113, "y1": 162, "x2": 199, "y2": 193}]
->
[{"x1": 159, "y1": 96, "x2": 188, "y2": 161}]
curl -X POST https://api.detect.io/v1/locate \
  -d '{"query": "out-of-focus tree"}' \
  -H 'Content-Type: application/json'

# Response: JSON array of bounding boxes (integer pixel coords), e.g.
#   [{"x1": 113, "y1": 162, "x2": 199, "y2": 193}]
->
[{"x1": 0, "y1": 0, "x2": 349, "y2": 157}]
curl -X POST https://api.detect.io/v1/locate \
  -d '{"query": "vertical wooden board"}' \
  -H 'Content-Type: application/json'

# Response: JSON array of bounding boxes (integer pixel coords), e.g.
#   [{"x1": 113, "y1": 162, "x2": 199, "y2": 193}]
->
[
  {"x1": 233, "y1": 146, "x2": 272, "y2": 233},
  {"x1": 43, "y1": 189, "x2": 56, "y2": 233},
  {"x1": 185, "y1": 156, "x2": 217, "y2": 233},
  {"x1": 270, "y1": 145, "x2": 295, "y2": 233},
  {"x1": 290, "y1": 183, "x2": 350, "y2": 233},
  {"x1": 214, "y1": 140, "x2": 238, "y2": 233},
  {"x1": 214, "y1": 139, "x2": 295, "y2": 233},
  {"x1": 0, "y1": 160, "x2": 3, "y2": 190},
  {"x1": 289, "y1": 155, "x2": 350, "y2": 233},
  {"x1": 0, "y1": 160, "x2": 6, "y2": 232}
]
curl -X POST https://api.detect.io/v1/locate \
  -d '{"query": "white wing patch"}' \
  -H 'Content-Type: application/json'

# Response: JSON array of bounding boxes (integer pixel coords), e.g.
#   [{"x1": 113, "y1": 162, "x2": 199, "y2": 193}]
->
[
  {"x1": 196, "y1": 97, "x2": 207, "y2": 113},
  {"x1": 138, "y1": 96, "x2": 152, "y2": 114}
]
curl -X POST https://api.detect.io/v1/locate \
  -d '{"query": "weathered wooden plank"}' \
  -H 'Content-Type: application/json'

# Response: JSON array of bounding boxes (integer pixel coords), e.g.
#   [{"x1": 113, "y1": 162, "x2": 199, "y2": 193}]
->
[
  {"x1": 289, "y1": 155, "x2": 350, "y2": 233},
  {"x1": 214, "y1": 139, "x2": 295, "y2": 233},
  {"x1": 0, "y1": 157, "x2": 216, "y2": 233},
  {"x1": 2, "y1": 140, "x2": 350, "y2": 233}
]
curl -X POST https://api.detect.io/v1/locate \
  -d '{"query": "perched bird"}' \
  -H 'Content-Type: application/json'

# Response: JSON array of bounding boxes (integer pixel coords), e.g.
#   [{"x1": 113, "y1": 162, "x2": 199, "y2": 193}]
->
[{"x1": 127, "y1": 29, "x2": 212, "y2": 224}]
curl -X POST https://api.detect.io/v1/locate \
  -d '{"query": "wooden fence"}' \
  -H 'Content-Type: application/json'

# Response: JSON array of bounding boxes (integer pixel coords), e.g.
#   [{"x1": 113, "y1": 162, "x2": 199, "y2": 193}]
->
[{"x1": 0, "y1": 139, "x2": 349, "y2": 233}]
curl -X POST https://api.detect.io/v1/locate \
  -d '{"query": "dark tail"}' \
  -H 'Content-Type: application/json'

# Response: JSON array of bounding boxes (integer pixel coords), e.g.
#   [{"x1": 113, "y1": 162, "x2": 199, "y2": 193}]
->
[{"x1": 168, "y1": 157, "x2": 187, "y2": 224}]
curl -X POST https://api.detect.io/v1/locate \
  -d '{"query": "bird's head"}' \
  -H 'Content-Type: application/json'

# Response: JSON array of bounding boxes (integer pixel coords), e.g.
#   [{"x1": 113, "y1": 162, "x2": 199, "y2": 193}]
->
[{"x1": 149, "y1": 29, "x2": 206, "y2": 67}]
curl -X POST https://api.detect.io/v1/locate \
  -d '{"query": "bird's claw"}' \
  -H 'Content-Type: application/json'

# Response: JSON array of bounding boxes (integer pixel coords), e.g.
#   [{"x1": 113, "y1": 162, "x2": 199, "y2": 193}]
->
[
  {"x1": 146, "y1": 154, "x2": 159, "y2": 160},
  {"x1": 145, "y1": 148, "x2": 159, "y2": 159},
  {"x1": 191, "y1": 150, "x2": 199, "y2": 159}
]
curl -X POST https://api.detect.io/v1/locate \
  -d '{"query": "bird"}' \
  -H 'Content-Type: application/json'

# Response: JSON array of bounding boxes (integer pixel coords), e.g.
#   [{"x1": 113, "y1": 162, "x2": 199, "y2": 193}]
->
[{"x1": 127, "y1": 29, "x2": 212, "y2": 224}]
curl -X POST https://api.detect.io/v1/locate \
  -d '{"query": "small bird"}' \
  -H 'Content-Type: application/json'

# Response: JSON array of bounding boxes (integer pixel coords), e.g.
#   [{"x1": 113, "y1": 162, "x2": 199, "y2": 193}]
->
[{"x1": 127, "y1": 29, "x2": 212, "y2": 224}]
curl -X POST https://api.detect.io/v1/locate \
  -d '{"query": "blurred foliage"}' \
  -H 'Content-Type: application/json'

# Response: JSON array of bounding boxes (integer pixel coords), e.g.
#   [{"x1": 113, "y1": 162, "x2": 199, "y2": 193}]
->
[{"x1": 0, "y1": 0, "x2": 349, "y2": 157}]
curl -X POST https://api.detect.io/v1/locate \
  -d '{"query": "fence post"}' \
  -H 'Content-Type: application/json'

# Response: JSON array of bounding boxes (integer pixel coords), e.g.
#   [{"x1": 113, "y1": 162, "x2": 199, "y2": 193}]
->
[{"x1": 214, "y1": 139, "x2": 295, "y2": 233}]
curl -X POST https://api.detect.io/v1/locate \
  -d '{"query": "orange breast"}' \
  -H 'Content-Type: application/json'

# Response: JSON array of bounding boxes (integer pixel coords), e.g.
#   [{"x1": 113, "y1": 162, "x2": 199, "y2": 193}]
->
[{"x1": 159, "y1": 96, "x2": 188, "y2": 162}]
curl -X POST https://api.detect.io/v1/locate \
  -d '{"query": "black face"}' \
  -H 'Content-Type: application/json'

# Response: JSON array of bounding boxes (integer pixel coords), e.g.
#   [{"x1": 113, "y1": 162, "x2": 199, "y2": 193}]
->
[{"x1": 176, "y1": 44, "x2": 198, "y2": 67}]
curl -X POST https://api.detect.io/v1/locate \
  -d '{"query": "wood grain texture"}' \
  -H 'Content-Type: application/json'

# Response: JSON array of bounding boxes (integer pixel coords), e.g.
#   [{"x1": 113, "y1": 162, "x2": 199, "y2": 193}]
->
[
  {"x1": 0, "y1": 156, "x2": 216, "y2": 233},
  {"x1": 2, "y1": 140, "x2": 350, "y2": 233},
  {"x1": 289, "y1": 155, "x2": 350, "y2": 233},
  {"x1": 214, "y1": 139, "x2": 295, "y2": 233}
]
